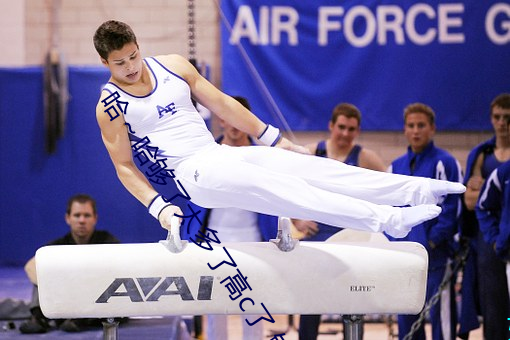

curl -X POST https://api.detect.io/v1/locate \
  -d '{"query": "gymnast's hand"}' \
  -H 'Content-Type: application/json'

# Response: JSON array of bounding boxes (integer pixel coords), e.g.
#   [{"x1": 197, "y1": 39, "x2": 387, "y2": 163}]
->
[
  {"x1": 158, "y1": 204, "x2": 184, "y2": 231},
  {"x1": 276, "y1": 137, "x2": 311, "y2": 154},
  {"x1": 292, "y1": 219, "x2": 319, "y2": 237}
]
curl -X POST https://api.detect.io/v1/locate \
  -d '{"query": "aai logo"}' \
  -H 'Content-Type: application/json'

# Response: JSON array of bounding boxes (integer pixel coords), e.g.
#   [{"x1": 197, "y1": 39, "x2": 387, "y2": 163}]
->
[{"x1": 96, "y1": 276, "x2": 213, "y2": 303}]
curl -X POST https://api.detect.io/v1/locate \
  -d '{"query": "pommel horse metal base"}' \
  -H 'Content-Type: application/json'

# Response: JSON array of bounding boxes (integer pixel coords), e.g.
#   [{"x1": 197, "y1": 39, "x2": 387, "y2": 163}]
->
[{"x1": 36, "y1": 218, "x2": 428, "y2": 340}]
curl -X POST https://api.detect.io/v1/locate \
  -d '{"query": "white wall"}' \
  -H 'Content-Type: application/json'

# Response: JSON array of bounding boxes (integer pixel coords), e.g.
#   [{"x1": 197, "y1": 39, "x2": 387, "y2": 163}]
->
[
  {"x1": 0, "y1": 0, "x2": 220, "y2": 84},
  {"x1": 0, "y1": 0, "x2": 25, "y2": 66}
]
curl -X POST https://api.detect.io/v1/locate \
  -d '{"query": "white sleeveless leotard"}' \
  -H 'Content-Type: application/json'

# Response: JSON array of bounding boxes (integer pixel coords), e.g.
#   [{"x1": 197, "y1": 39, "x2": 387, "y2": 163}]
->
[{"x1": 102, "y1": 57, "x2": 216, "y2": 169}]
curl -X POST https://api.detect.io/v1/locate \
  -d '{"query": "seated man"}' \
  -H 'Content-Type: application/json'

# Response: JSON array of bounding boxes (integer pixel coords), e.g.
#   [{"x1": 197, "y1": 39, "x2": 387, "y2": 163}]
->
[{"x1": 19, "y1": 194, "x2": 120, "y2": 334}]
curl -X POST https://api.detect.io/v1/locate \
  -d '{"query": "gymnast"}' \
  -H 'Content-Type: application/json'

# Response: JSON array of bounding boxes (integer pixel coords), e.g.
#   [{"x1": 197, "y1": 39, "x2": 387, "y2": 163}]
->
[{"x1": 93, "y1": 20, "x2": 465, "y2": 239}]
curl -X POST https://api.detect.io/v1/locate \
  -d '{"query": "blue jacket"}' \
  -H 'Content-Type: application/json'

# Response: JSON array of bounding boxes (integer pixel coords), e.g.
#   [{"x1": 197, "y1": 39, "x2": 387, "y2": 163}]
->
[
  {"x1": 464, "y1": 137, "x2": 496, "y2": 186},
  {"x1": 461, "y1": 137, "x2": 496, "y2": 237},
  {"x1": 388, "y1": 141, "x2": 462, "y2": 268},
  {"x1": 476, "y1": 160, "x2": 510, "y2": 259}
]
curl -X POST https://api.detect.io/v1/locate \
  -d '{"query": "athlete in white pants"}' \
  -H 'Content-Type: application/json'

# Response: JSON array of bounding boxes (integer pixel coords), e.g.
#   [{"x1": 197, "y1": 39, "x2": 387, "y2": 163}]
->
[
  {"x1": 177, "y1": 143, "x2": 450, "y2": 237},
  {"x1": 93, "y1": 21, "x2": 465, "y2": 239}
]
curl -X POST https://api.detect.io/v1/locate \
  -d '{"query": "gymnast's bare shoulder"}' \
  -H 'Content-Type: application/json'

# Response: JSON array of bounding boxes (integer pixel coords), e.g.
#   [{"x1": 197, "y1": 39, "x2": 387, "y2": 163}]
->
[
  {"x1": 152, "y1": 54, "x2": 197, "y2": 82},
  {"x1": 358, "y1": 148, "x2": 386, "y2": 172}
]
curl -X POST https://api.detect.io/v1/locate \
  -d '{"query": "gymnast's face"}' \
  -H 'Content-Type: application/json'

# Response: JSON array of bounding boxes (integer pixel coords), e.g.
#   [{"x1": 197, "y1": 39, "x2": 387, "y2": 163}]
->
[
  {"x1": 220, "y1": 119, "x2": 251, "y2": 146},
  {"x1": 329, "y1": 115, "x2": 360, "y2": 148},
  {"x1": 102, "y1": 42, "x2": 143, "y2": 85},
  {"x1": 404, "y1": 112, "x2": 435, "y2": 154},
  {"x1": 65, "y1": 201, "x2": 98, "y2": 244}
]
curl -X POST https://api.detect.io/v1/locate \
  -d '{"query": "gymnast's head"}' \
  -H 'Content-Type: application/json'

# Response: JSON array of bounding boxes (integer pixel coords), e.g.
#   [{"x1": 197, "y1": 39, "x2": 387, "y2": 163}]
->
[
  {"x1": 93, "y1": 20, "x2": 138, "y2": 61},
  {"x1": 94, "y1": 20, "x2": 143, "y2": 84}
]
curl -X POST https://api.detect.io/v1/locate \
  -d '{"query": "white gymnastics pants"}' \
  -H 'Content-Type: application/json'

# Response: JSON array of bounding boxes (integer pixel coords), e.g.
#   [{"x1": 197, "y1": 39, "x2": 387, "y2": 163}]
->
[{"x1": 176, "y1": 144, "x2": 436, "y2": 234}]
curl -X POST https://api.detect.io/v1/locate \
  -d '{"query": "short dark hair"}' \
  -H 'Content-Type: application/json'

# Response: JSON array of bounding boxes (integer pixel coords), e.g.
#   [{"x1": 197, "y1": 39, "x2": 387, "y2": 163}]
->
[
  {"x1": 490, "y1": 93, "x2": 510, "y2": 113},
  {"x1": 233, "y1": 96, "x2": 251, "y2": 111},
  {"x1": 66, "y1": 194, "x2": 97, "y2": 215},
  {"x1": 93, "y1": 20, "x2": 138, "y2": 60},
  {"x1": 403, "y1": 103, "x2": 435, "y2": 125},
  {"x1": 331, "y1": 103, "x2": 361, "y2": 126}
]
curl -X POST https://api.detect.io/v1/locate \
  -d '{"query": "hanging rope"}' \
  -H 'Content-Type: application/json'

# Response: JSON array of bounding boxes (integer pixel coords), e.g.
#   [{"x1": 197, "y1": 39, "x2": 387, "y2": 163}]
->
[
  {"x1": 210, "y1": 0, "x2": 297, "y2": 142},
  {"x1": 44, "y1": 0, "x2": 68, "y2": 153},
  {"x1": 188, "y1": 0, "x2": 196, "y2": 62}
]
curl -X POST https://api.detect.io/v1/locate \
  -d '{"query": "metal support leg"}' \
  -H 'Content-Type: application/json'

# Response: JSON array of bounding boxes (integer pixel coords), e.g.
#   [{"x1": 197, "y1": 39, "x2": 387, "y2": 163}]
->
[
  {"x1": 343, "y1": 314, "x2": 363, "y2": 340},
  {"x1": 102, "y1": 318, "x2": 119, "y2": 340},
  {"x1": 270, "y1": 217, "x2": 298, "y2": 252}
]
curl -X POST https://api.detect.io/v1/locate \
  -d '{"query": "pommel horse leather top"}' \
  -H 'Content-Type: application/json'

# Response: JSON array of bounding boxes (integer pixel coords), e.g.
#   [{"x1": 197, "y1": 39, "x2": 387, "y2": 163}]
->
[{"x1": 36, "y1": 224, "x2": 428, "y2": 319}]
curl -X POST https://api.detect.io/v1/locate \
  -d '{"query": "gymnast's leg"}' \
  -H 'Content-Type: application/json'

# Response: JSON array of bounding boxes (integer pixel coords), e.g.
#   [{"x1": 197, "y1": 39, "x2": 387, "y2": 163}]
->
[
  {"x1": 227, "y1": 146, "x2": 465, "y2": 207},
  {"x1": 177, "y1": 151, "x2": 441, "y2": 238}
]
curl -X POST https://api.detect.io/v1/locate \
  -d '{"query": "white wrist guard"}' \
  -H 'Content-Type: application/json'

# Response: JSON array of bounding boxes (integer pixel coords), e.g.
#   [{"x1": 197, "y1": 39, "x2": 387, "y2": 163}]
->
[
  {"x1": 257, "y1": 124, "x2": 282, "y2": 146},
  {"x1": 148, "y1": 194, "x2": 173, "y2": 220}
]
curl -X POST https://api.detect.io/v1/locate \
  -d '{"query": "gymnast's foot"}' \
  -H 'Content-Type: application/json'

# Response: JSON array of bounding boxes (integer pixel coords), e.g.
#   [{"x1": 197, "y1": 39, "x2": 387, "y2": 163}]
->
[
  {"x1": 429, "y1": 180, "x2": 465, "y2": 201},
  {"x1": 412, "y1": 179, "x2": 465, "y2": 205},
  {"x1": 385, "y1": 204, "x2": 442, "y2": 238}
]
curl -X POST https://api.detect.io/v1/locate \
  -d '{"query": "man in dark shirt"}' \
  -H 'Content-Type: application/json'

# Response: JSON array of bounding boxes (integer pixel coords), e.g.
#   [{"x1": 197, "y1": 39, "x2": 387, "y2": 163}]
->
[{"x1": 19, "y1": 194, "x2": 119, "y2": 334}]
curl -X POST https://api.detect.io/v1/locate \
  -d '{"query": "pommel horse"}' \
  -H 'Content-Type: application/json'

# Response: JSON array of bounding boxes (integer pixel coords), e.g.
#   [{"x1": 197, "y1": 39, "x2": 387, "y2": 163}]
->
[{"x1": 36, "y1": 218, "x2": 428, "y2": 340}]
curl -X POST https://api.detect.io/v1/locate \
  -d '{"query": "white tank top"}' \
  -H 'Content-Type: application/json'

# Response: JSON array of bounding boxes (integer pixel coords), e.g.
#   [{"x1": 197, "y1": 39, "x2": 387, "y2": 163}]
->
[{"x1": 102, "y1": 57, "x2": 215, "y2": 169}]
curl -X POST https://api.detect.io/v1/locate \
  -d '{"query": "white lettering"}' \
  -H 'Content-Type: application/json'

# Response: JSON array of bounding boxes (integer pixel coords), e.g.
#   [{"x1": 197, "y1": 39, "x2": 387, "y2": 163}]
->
[
  {"x1": 271, "y1": 6, "x2": 299, "y2": 45},
  {"x1": 318, "y1": 7, "x2": 344, "y2": 46},
  {"x1": 259, "y1": 6, "x2": 269, "y2": 45},
  {"x1": 438, "y1": 3, "x2": 465, "y2": 43},
  {"x1": 377, "y1": 5, "x2": 405, "y2": 45},
  {"x1": 344, "y1": 6, "x2": 377, "y2": 47},
  {"x1": 230, "y1": 6, "x2": 259, "y2": 44},
  {"x1": 318, "y1": 4, "x2": 466, "y2": 47},
  {"x1": 232, "y1": 4, "x2": 471, "y2": 47},
  {"x1": 406, "y1": 4, "x2": 436, "y2": 45},
  {"x1": 485, "y1": 3, "x2": 510, "y2": 45},
  {"x1": 230, "y1": 6, "x2": 299, "y2": 46}
]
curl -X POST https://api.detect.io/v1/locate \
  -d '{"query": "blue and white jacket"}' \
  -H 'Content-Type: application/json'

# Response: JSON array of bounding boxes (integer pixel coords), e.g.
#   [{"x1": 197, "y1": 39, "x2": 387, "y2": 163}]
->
[
  {"x1": 476, "y1": 160, "x2": 510, "y2": 259},
  {"x1": 388, "y1": 141, "x2": 463, "y2": 268}
]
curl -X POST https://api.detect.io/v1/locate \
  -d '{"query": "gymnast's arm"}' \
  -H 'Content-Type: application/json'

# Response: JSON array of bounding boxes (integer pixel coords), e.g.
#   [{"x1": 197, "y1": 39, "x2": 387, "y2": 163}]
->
[
  {"x1": 158, "y1": 54, "x2": 308, "y2": 153},
  {"x1": 95, "y1": 92, "x2": 182, "y2": 229}
]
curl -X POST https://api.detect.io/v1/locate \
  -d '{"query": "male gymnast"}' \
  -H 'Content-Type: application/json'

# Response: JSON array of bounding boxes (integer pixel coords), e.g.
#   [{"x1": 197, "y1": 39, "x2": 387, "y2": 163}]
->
[{"x1": 93, "y1": 20, "x2": 465, "y2": 239}]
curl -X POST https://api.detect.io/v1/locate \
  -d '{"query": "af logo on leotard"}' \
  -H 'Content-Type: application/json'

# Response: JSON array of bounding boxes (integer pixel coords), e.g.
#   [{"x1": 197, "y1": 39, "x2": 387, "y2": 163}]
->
[{"x1": 157, "y1": 102, "x2": 177, "y2": 118}]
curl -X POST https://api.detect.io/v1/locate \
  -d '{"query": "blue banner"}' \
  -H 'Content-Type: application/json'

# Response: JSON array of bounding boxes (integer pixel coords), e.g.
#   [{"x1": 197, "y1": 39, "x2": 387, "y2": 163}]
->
[
  {"x1": 0, "y1": 67, "x2": 184, "y2": 265},
  {"x1": 221, "y1": 0, "x2": 510, "y2": 131}
]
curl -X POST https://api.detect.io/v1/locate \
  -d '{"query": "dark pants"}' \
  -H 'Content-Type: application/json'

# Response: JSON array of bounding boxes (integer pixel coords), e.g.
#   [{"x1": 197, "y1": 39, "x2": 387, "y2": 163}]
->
[
  {"x1": 298, "y1": 314, "x2": 321, "y2": 340},
  {"x1": 398, "y1": 264, "x2": 456, "y2": 340},
  {"x1": 477, "y1": 232, "x2": 510, "y2": 340},
  {"x1": 457, "y1": 240, "x2": 480, "y2": 338},
  {"x1": 298, "y1": 315, "x2": 364, "y2": 340}
]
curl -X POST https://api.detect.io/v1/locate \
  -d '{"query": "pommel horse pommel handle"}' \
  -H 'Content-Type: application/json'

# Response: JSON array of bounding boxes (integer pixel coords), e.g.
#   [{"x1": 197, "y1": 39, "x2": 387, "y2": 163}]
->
[
  {"x1": 270, "y1": 217, "x2": 299, "y2": 252},
  {"x1": 159, "y1": 216, "x2": 187, "y2": 253}
]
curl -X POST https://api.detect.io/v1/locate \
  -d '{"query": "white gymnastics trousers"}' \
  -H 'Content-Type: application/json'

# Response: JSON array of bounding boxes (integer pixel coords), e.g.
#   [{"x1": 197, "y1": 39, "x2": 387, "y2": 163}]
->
[{"x1": 175, "y1": 144, "x2": 441, "y2": 234}]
